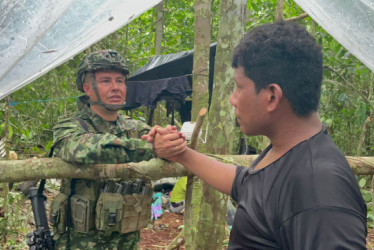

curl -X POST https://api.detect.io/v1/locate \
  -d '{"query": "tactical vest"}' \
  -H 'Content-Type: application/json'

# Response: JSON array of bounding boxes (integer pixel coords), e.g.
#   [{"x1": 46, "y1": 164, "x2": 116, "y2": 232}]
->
[
  {"x1": 50, "y1": 117, "x2": 153, "y2": 237},
  {"x1": 51, "y1": 179, "x2": 152, "y2": 237}
]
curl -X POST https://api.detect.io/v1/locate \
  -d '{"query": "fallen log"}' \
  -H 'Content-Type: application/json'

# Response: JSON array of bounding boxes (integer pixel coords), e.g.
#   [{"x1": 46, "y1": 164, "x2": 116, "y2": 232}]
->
[
  {"x1": 0, "y1": 157, "x2": 189, "y2": 182},
  {"x1": 0, "y1": 155, "x2": 373, "y2": 183}
]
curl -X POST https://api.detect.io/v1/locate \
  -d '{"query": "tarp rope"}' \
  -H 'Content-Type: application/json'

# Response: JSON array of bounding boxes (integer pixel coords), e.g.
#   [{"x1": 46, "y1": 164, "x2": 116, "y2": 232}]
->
[{"x1": 10, "y1": 96, "x2": 80, "y2": 106}]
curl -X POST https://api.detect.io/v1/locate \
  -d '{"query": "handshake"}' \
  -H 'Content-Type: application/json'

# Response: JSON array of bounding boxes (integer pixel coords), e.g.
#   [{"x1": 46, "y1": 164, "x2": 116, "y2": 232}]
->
[{"x1": 141, "y1": 125, "x2": 188, "y2": 162}]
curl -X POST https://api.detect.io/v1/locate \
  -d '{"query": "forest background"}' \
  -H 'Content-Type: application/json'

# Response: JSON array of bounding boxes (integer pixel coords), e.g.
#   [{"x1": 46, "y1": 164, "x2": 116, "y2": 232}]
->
[{"x1": 0, "y1": 0, "x2": 373, "y2": 248}]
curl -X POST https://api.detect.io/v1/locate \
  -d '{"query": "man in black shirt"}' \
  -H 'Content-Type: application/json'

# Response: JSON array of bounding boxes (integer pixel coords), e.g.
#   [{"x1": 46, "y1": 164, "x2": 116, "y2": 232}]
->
[{"x1": 143, "y1": 22, "x2": 367, "y2": 249}]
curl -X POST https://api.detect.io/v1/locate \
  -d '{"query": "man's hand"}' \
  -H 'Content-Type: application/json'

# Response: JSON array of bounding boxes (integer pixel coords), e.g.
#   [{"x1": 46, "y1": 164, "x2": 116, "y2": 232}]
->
[
  {"x1": 141, "y1": 125, "x2": 185, "y2": 142},
  {"x1": 142, "y1": 125, "x2": 187, "y2": 161},
  {"x1": 142, "y1": 125, "x2": 186, "y2": 142}
]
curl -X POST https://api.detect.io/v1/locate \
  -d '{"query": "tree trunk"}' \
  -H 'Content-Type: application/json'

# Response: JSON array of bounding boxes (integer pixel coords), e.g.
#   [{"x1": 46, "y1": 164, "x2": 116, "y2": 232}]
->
[
  {"x1": 1, "y1": 97, "x2": 10, "y2": 243},
  {"x1": 155, "y1": 1, "x2": 164, "y2": 56},
  {"x1": 191, "y1": 0, "x2": 211, "y2": 121},
  {"x1": 195, "y1": 0, "x2": 247, "y2": 249},
  {"x1": 275, "y1": 0, "x2": 285, "y2": 22},
  {"x1": 185, "y1": 0, "x2": 212, "y2": 248},
  {"x1": 0, "y1": 155, "x2": 373, "y2": 183},
  {"x1": 151, "y1": 1, "x2": 165, "y2": 127}
]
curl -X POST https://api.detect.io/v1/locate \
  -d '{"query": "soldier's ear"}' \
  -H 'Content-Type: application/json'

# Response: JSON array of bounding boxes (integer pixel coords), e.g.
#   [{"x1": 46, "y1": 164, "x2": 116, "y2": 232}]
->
[{"x1": 83, "y1": 83, "x2": 91, "y2": 97}]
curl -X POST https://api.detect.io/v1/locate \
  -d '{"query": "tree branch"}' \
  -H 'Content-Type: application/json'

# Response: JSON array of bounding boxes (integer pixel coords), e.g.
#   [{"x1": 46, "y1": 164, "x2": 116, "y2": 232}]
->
[
  {"x1": 1, "y1": 154, "x2": 374, "y2": 183},
  {"x1": 285, "y1": 13, "x2": 309, "y2": 22}
]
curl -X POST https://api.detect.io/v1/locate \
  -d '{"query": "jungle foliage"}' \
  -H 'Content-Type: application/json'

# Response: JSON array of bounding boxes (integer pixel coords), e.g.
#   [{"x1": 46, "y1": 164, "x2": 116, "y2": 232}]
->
[
  {"x1": 3, "y1": 0, "x2": 372, "y2": 158},
  {"x1": 1, "y1": 0, "x2": 373, "y2": 247}
]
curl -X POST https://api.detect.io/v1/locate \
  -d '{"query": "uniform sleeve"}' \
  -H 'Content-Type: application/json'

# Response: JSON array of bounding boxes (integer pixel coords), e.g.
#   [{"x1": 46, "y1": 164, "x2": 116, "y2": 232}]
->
[
  {"x1": 52, "y1": 118, "x2": 154, "y2": 164},
  {"x1": 279, "y1": 206, "x2": 367, "y2": 249}
]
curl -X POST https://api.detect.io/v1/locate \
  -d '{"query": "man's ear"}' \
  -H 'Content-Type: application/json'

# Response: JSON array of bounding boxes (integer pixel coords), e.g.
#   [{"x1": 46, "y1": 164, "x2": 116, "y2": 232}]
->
[
  {"x1": 265, "y1": 83, "x2": 283, "y2": 112},
  {"x1": 82, "y1": 83, "x2": 91, "y2": 97}
]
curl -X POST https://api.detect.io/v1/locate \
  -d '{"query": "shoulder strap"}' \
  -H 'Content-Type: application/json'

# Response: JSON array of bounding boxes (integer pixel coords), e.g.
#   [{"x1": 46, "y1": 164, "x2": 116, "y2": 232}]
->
[
  {"x1": 75, "y1": 117, "x2": 89, "y2": 132},
  {"x1": 48, "y1": 146, "x2": 54, "y2": 157}
]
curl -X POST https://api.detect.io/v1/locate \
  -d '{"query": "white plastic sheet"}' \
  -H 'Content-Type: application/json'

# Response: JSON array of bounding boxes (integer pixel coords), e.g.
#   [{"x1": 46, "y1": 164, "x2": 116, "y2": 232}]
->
[
  {"x1": 294, "y1": 0, "x2": 374, "y2": 72},
  {"x1": 0, "y1": 0, "x2": 161, "y2": 100},
  {"x1": 1, "y1": 0, "x2": 373, "y2": 100}
]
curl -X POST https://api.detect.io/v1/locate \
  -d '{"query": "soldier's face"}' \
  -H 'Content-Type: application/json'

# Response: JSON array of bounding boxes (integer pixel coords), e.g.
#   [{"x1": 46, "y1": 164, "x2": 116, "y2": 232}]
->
[{"x1": 83, "y1": 70, "x2": 127, "y2": 105}]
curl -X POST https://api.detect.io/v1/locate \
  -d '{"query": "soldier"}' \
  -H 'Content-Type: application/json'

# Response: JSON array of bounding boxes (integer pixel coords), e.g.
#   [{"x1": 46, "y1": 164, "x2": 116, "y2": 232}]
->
[{"x1": 51, "y1": 50, "x2": 155, "y2": 249}]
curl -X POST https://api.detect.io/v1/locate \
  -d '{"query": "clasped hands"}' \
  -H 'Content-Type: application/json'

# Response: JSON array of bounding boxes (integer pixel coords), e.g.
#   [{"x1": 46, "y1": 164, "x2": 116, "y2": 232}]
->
[{"x1": 141, "y1": 125, "x2": 187, "y2": 161}]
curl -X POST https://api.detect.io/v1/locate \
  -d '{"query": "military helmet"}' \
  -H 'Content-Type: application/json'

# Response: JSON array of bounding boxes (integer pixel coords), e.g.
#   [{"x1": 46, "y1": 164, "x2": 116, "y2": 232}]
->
[{"x1": 76, "y1": 49, "x2": 129, "y2": 92}]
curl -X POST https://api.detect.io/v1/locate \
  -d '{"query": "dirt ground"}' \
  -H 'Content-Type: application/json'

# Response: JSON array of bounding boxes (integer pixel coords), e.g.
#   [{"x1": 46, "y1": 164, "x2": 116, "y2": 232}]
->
[
  {"x1": 3, "y1": 187, "x2": 374, "y2": 249},
  {"x1": 139, "y1": 211, "x2": 185, "y2": 250},
  {"x1": 367, "y1": 228, "x2": 374, "y2": 249}
]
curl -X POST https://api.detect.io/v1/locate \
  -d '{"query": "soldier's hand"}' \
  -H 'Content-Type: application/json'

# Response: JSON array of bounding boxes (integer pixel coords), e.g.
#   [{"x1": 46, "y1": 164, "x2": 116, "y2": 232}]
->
[
  {"x1": 152, "y1": 127, "x2": 187, "y2": 161},
  {"x1": 141, "y1": 125, "x2": 185, "y2": 142}
]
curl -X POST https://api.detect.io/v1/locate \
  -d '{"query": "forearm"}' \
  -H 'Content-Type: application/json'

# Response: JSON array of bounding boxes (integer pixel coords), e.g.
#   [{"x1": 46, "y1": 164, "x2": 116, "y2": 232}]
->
[
  {"x1": 54, "y1": 133, "x2": 154, "y2": 164},
  {"x1": 174, "y1": 148, "x2": 236, "y2": 195}
]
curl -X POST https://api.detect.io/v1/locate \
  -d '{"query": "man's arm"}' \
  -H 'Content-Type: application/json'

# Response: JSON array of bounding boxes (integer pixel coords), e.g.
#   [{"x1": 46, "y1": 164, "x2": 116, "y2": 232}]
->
[
  {"x1": 173, "y1": 148, "x2": 236, "y2": 195},
  {"x1": 151, "y1": 128, "x2": 237, "y2": 195},
  {"x1": 53, "y1": 118, "x2": 154, "y2": 164}
]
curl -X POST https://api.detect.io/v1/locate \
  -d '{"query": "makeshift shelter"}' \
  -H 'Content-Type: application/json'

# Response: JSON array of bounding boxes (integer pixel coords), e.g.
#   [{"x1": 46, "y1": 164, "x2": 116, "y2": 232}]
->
[
  {"x1": 122, "y1": 0, "x2": 374, "y2": 124},
  {"x1": 0, "y1": 0, "x2": 161, "y2": 100},
  {"x1": 0, "y1": 0, "x2": 373, "y2": 101},
  {"x1": 124, "y1": 44, "x2": 217, "y2": 123},
  {"x1": 294, "y1": 0, "x2": 374, "y2": 72}
]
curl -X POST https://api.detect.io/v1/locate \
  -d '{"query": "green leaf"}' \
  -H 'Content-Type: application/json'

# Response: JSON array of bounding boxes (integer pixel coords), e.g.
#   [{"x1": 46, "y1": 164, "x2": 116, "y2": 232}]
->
[
  {"x1": 32, "y1": 146, "x2": 42, "y2": 154},
  {"x1": 367, "y1": 213, "x2": 374, "y2": 222},
  {"x1": 324, "y1": 118, "x2": 333, "y2": 126},
  {"x1": 356, "y1": 101, "x2": 366, "y2": 126},
  {"x1": 41, "y1": 124, "x2": 50, "y2": 129},
  {"x1": 362, "y1": 190, "x2": 372, "y2": 202},
  {"x1": 359, "y1": 178, "x2": 367, "y2": 188},
  {"x1": 8, "y1": 125, "x2": 13, "y2": 139},
  {"x1": 45, "y1": 140, "x2": 53, "y2": 152},
  {"x1": 219, "y1": 111, "x2": 226, "y2": 117}
]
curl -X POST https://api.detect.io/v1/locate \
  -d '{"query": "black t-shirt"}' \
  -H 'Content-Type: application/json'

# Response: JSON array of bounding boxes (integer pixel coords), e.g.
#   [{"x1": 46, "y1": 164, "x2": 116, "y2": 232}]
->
[{"x1": 230, "y1": 128, "x2": 367, "y2": 249}]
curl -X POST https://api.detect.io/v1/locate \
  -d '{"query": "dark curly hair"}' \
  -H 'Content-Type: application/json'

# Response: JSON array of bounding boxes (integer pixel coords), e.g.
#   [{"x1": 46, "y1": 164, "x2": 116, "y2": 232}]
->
[{"x1": 231, "y1": 22, "x2": 323, "y2": 117}]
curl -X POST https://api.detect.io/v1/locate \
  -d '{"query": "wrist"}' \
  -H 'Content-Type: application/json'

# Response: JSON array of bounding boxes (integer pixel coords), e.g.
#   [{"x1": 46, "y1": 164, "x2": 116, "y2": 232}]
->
[{"x1": 173, "y1": 147, "x2": 191, "y2": 164}]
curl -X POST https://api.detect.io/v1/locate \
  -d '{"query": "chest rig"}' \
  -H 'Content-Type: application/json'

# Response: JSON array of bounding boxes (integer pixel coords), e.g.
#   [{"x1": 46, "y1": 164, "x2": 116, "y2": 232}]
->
[{"x1": 50, "y1": 117, "x2": 153, "y2": 237}]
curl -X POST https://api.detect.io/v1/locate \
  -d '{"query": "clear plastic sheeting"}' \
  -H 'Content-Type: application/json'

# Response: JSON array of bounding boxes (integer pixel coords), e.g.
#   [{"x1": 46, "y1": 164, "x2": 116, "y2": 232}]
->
[
  {"x1": 0, "y1": 0, "x2": 161, "y2": 100},
  {"x1": 294, "y1": 0, "x2": 374, "y2": 72}
]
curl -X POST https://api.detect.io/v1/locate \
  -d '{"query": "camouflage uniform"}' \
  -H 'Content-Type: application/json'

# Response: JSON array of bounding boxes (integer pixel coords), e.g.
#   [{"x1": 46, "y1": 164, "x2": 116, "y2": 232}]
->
[
  {"x1": 53, "y1": 96, "x2": 154, "y2": 165},
  {"x1": 51, "y1": 50, "x2": 154, "y2": 250}
]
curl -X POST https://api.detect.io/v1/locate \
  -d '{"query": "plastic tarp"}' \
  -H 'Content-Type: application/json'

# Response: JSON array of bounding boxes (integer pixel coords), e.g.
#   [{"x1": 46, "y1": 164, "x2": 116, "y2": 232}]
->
[
  {"x1": 1, "y1": 0, "x2": 373, "y2": 101},
  {"x1": 294, "y1": 0, "x2": 374, "y2": 72},
  {"x1": 0, "y1": 0, "x2": 161, "y2": 100},
  {"x1": 129, "y1": 43, "x2": 217, "y2": 81},
  {"x1": 128, "y1": 43, "x2": 217, "y2": 107}
]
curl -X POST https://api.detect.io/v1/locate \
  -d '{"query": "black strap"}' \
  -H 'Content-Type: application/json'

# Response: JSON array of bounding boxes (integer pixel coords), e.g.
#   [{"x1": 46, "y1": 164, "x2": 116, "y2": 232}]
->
[
  {"x1": 48, "y1": 146, "x2": 54, "y2": 158},
  {"x1": 66, "y1": 178, "x2": 76, "y2": 250},
  {"x1": 75, "y1": 117, "x2": 89, "y2": 132},
  {"x1": 38, "y1": 179, "x2": 46, "y2": 193}
]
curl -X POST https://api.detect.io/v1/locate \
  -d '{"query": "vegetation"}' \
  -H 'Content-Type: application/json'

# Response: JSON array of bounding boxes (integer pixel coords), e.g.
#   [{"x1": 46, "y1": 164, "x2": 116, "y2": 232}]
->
[{"x1": 1, "y1": 0, "x2": 373, "y2": 248}]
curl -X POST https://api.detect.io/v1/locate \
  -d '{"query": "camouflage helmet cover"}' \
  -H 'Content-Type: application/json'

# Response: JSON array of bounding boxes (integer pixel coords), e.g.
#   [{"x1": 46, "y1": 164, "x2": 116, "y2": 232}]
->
[{"x1": 76, "y1": 50, "x2": 129, "y2": 92}]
